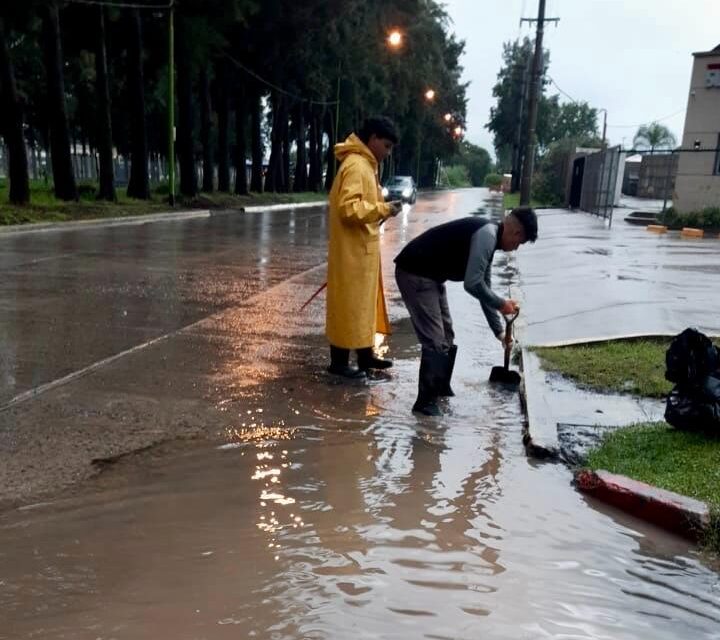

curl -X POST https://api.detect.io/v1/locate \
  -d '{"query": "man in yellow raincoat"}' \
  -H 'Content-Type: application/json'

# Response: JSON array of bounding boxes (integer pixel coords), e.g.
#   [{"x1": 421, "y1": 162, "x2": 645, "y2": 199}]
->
[{"x1": 326, "y1": 117, "x2": 402, "y2": 378}]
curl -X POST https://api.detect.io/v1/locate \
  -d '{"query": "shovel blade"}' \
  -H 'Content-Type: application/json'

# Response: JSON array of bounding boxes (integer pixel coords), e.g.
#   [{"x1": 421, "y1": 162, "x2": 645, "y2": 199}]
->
[{"x1": 489, "y1": 366, "x2": 522, "y2": 387}]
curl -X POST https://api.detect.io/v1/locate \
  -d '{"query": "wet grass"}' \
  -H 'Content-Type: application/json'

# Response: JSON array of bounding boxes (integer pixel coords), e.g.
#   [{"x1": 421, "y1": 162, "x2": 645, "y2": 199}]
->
[
  {"x1": 503, "y1": 192, "x2": 549, "y2": 210},
  {"x1": 586, "y1": 421, "x2": 720, "y2": 553},
  {"x1": 0, "y1": 180, "x2": 326, "y2": 226},
  {"x1": 534, "y1": 337, "x2": 678, "y2": 398}
]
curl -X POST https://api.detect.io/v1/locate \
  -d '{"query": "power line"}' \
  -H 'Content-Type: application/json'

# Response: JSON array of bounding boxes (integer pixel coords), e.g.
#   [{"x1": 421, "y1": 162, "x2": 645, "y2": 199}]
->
[
  {"x1": 547, "y1": 76, "x2": 578, "y2": 104},
  {"x1": 64, "y1": 0, "x2": 173, "y2": 9},
  {"x1": 226, "y1": 54, "x2": 339, "y2": 106},
  {"x1": 547, "y1": 76, "x2": 684, "y2": 131},
  {"x1": 605, "y1": 108, "x2": 685, "y2": 129}
]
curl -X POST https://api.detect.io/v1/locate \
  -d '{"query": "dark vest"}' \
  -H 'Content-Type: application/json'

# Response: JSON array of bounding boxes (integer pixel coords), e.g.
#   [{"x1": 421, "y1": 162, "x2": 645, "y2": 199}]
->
[{"x1": 394, "y1": 217, "x2": 497, "y2": 282}]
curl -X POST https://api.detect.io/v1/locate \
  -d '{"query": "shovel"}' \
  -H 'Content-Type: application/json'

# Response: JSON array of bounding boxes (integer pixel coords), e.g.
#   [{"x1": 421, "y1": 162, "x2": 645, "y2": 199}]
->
[{"x1": 489, "y1": 310, "x2": 521, "y2": 388}]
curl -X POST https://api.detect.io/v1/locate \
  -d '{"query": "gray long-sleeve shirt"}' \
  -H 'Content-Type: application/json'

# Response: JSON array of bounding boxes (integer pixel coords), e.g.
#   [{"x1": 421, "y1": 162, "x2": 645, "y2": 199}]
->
[{"x1": 463, "y1": 224, "x2": 505, "y2": 337}]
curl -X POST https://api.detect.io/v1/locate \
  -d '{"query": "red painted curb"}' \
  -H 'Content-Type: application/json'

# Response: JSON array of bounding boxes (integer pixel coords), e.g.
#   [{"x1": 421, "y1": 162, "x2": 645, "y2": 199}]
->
[{"x1": 574, "y1": 469, "x2": 710, "y2": 540}]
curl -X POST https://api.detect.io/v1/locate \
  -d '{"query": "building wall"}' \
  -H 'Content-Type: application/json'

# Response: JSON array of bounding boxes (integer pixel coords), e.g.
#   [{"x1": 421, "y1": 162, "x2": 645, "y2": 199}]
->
[{"x1": 675, "y1": 48, "x2": 720, "y2": 212}]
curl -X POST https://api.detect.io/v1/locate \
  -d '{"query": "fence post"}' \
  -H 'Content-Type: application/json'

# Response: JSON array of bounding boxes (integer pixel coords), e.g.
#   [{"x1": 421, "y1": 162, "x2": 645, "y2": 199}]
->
[{"x1": 661, "y1": 150, "x2": 674, "y2": 213}]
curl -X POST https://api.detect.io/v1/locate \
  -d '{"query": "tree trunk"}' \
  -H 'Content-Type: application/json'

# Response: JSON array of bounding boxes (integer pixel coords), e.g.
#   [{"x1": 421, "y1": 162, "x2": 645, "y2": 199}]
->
[
  {"x1": 41, "y1": 1, "x2": 77, "y2": 201},
  {"x1": 216, "y1": 61, "x2": 230, "y2": 192},
  {"x1": 126, "y1": 9, "x2": 149, "y2": 199},
  {"x1": 200, "y1": 69, "x2": 213, "y2": 193},
  {"x1": 281, "y1": 106, "x2": 290, "y2": 193},
  {"x1": 308, "y1": 107, "x2": 319, "y2": 191},
  {"x1": 176, "y1": 20, "x2": 196, "y2": 197},
  {"x1": 293, "y1": 104, "x2": 307, "y2": 192},
  {"x1": 250, "y1": 86, "x2": 263, "y2": 192},
  {"x1": 323, "y1": 109, "x2": 335, "y2": 191},
  {"x1": 234, "y1": 85, "x2": 248, "y2": 195},
  {"x1": 94, "y1": 7, "x2": 115, "y2": 201},
  {"x1": 266, "y1": 93, "x2": 282, "y2": 193},
  {"x1": 0, "y1": 17, "x2": 30, "y2": 205}
]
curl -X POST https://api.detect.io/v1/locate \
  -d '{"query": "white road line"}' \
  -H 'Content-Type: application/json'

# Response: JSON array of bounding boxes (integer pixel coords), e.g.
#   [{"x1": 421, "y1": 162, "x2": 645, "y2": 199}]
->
[{"x1": 0, "y1": 262, "x2": 327, "y2": 413}]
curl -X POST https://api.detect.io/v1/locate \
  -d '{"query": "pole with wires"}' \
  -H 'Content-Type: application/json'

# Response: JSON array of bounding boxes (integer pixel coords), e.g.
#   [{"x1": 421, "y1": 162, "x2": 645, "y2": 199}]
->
[
  {"x1": 519, "y1": 0, "x2": 559, "y2": 206},
  {"x1": 167, "y1": 2, "x2": 175, "y2": 205}
]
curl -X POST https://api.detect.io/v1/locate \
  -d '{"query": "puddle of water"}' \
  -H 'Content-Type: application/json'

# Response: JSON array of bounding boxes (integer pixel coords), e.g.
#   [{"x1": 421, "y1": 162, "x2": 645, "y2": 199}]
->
[{"x1": 1, "y1": 287, "x2": 719, "y2": 640}]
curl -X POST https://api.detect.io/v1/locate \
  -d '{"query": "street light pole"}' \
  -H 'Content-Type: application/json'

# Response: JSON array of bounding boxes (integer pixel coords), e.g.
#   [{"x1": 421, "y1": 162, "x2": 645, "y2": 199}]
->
[{"x1": 167, "y1": 3, "x2": 175, "y2": 206}]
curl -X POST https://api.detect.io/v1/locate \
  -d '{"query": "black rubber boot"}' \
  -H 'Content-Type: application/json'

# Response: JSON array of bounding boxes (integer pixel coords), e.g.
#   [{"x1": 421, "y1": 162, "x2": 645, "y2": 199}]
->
[
  {"x1": 437, "y1": 345, "x2": 457, "y2": 397},
  {"x1": 412, "y1": 348, "x2": 448, "y2": 416},
  {"x1": 356, "y1": 347, "x2": 393, "y2": 371},
  {"x1": 327, "y1": 345, "x2": 366, "y2": 379}
]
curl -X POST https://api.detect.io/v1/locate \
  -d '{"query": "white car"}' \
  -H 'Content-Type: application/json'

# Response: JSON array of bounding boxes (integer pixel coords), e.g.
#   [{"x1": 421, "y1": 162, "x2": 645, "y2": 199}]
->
[{"x1": 382, "y1": 176, "x2": 417, "y2": 204}]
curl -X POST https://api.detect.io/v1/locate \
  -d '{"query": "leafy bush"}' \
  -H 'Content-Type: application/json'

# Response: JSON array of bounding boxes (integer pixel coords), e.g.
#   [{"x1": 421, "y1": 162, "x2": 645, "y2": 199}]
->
[
  {"x1": 484, "y1": 173, "x2": 503, "y2": 188},
  {"x1": 444, "y1": 165, "x2": 471, "y2": 188},
  {"x1": 659, "y1": 206, "x2": 720, "y2": 230}
]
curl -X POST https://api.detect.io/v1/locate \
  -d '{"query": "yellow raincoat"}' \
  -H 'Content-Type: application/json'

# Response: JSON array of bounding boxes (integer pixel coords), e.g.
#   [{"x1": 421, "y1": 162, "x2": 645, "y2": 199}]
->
[{"x1": 326, "y1": 134, "x2": 392, "y2": 349}]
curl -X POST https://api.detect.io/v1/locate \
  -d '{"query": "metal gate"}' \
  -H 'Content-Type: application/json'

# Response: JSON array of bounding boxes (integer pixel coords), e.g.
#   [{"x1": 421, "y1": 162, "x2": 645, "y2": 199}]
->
[{"x1": 579, "y1": 146, "x2": 622, "y2": 225}]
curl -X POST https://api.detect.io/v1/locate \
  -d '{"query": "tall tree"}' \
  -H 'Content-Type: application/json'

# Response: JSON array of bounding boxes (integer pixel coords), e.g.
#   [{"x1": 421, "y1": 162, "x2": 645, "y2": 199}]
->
[
  {"x1": 634, "y1": 122, "x2": 677, "y2": 153},
  {"x1": 234, "y1": 84, "x2": 248, "y2": 195},
  {"x1": 176, "y1": 17, "x2": 197, "y2": 197},
  {"x1": 292, "y1": 103, "x2": 307, "y2": 192},
  {"x1": 199, "y1": 68, "x2": 214, "y2": 192},
  {"x1": 41, "y1": 1, "x2": 77, "y2": 200},
  {"x1": 94, "y1": 6, "x2": 115, "y2": 201},
  {"x1": 126, "y1": 9, "x2": 150, "y2": 199},
  {"x1": 0, "y1": 16, "x2": 30, "y2": 205},
  {"x1": 249, "y1": 86, "x2": 263, "y2": 192},
  {"x1": 216, "y1": 61, "x2": 230, "y2": 192}
]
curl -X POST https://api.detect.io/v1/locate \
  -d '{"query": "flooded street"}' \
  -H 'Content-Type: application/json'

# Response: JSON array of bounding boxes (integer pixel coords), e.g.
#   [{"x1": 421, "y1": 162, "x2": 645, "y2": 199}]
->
[{"x1": 1, "y1": 190, "x2": 719, "y2": 638}]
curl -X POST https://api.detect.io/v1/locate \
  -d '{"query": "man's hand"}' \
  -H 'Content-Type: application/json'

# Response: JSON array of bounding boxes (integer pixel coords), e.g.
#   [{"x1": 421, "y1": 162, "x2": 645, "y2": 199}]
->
[
  {"x1": 497, "y1": 332, "x2": 514, "y2": 348},
  {"x1": 499, "y1": 299, "x2": 520, "y2": 315},
  {"x1": 388, "y1": 200, "x2": 403, "y2": 217}
]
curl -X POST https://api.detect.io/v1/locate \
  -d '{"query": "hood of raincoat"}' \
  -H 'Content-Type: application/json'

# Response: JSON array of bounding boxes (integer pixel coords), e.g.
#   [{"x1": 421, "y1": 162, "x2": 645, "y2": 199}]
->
[{"x1": 334, "y1": 134, "x2": 378, "y2": 169}]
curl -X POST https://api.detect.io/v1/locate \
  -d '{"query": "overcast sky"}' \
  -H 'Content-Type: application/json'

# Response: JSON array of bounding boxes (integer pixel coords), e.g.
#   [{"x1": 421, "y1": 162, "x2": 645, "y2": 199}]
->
[{"x1": 442, "y1": 0, "x2": 720, "y2": 154}]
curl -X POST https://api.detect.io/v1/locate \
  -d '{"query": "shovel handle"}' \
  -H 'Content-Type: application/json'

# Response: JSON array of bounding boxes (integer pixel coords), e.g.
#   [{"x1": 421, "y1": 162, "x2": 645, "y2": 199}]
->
[{"x1": 503, "y1": 309, "x2": 519, "y2": 370}]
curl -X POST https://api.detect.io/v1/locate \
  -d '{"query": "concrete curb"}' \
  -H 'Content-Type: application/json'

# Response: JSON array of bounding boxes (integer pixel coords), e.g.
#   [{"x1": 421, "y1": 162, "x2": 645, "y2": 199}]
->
[
  {"x1": 575, "y1": 469, "x2": 711, "y2": 540},
  {"x1": 0, "y1": 209, "x2": 212, "y2": 235},
  {"x1": 242, "y1": 201, "x2": 326, "y2": 212},
  {"x1": 0, "y1": 201, "x2": 327, "y2": 236},
  {"x1": 518, "y1": 347, "x2": 560, "y2": 460}
]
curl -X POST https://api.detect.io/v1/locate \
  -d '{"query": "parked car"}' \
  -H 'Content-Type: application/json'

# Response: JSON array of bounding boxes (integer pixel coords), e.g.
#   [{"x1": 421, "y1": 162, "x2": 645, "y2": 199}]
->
[{"x1": 382, "y1": 175, "x2": 417, "y2": 204}]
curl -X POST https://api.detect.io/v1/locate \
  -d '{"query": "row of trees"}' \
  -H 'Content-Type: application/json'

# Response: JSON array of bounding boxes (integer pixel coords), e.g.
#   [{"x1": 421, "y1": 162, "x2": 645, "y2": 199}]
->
[{"x1": 0, "y1": 0, "x2": 471, "y2": 206}]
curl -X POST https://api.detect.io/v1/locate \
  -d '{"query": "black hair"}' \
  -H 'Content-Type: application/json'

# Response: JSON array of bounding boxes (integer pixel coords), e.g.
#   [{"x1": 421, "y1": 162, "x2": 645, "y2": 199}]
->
[
  {"x1": 358, "y1": 116, "x2": 399, "y2": 145},
  {"x1": 511, "y1": 206, "x2": 538, "y2": 243}
]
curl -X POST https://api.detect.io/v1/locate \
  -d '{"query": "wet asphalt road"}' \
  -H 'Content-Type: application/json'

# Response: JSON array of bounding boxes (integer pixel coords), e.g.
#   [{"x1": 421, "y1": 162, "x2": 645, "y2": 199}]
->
[{"x1": 0, "y1": 190, "x2": 718, "y2": 639}]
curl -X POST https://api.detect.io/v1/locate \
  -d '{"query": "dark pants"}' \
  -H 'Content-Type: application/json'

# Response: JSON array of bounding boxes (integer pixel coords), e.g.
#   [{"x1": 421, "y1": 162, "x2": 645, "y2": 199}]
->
[{"x1": 395, "y1": 265, "x2": 454, "y2": 353}]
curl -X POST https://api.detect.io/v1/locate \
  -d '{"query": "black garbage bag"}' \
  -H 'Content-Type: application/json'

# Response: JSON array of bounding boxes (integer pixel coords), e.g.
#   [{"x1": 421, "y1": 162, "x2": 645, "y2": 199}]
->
[
  {"x1": 665, "y1": 327, "x2": 719, "y2": 385},
  {"x1": 664, "y1": 328, "x2": 720, "y2": 432},
  {"x1": 665, "y1": 374, "x2": 720, "y2": 432}
]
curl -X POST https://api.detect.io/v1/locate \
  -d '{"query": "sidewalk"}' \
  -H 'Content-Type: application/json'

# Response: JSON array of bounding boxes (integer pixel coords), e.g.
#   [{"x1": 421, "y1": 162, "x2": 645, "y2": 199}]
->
[
  {"x1": 514, "y1": 208, "x2": 720, "y2": 537},
  {"x1": 515, "y1": 208, "x2": 720, "y2": 457}
]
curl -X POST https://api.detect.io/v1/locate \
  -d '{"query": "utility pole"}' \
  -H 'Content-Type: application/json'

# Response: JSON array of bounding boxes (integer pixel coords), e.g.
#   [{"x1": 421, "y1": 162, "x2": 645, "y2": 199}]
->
[
  {"x1": 167, "y1": 2, "x2": 175, "y2": 206},
  {"x1": 519, "y1": 0, "x2": 559, "y2": 205},
  {"x1": 511, "y1": 57, "x2": 530, "y2": 193}
]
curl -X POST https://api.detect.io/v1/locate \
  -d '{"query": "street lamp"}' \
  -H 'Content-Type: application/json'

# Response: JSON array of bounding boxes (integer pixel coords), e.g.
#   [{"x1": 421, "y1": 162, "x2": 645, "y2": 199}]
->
[
  {"x1": 424, "y1": 89, "x2": 436, "y2": 102},
  {"x1": 453, "y1": 126, "x2": 463, "y2": 138},
  {"x1": 443, "y1": 113, "x2": 453, "y2": 122},
  {"x1": 387, "y1": 29, "x2": 403, "y2": 49}
]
